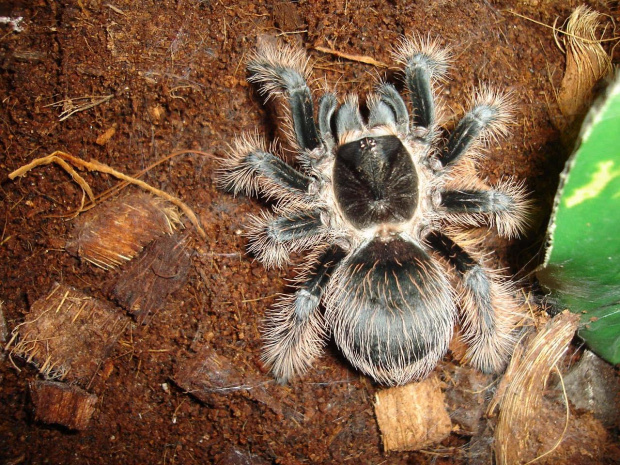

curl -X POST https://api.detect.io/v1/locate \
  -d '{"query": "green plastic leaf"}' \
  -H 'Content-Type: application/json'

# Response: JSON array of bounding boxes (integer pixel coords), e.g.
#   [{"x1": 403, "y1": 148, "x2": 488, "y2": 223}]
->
[{"x1": 537, "y1": 72, "x2": 620, "y2": 364}]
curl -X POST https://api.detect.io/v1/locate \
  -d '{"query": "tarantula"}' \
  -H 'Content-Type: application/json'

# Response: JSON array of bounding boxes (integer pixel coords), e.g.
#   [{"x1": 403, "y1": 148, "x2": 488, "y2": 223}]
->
[{"x1": 218, "y1": 37, "x2": 529, "y2": 386}]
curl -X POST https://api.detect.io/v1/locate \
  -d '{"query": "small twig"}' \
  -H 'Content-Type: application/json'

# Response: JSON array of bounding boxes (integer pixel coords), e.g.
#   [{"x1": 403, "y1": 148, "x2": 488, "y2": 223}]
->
[
  {"x1": 276, "y1": 29, "x2": 308, "y2": 37},
  {"x1": 314, "y1": 45, "x2": 391, "y2": 68},
  {"x1": 508, "y1": 10, "x2": 620, "y2": 45},
  {"x1": 42, "y1": 149, "x2": 221, "y2": 222},
  {"x1": 106, "y1": 3, "x2": 127, "y2": 15},
  {"x1": 45, "y1": 94, "x2": 115, "y2": 121},
  {"x1": 8, "y1": 150, "x2": 207, "y2": 239},
  {"x1": 73, "y1": 149, "x2": 221, "y2": 214}
]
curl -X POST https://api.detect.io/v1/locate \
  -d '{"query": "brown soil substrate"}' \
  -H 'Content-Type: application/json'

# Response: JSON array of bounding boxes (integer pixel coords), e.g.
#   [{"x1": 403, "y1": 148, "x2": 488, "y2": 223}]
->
[{"x1": 1, "y1": 1, "x2": 618, "y2": 463}]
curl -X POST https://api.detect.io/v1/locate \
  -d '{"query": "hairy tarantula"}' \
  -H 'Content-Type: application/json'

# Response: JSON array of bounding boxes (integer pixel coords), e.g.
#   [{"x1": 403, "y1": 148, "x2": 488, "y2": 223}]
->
[{"x1": 218, "y1": 37, "x2": 530, "y2": 386}]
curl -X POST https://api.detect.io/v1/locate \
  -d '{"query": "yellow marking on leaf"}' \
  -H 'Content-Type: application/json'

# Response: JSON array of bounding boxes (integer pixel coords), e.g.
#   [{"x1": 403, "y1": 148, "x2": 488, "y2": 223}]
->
[{"x1": 564, "y1": 160, "x2": 620, "y2": 208}]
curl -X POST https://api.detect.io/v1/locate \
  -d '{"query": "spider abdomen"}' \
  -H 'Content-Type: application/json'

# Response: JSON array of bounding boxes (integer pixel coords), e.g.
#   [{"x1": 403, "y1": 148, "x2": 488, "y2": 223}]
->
[
  {"x1": 325, "y1": 237, "x2": 456, "y2": 385},
  {"x1": 333, "y1": 135, "x2": 419, "y2": 230}
]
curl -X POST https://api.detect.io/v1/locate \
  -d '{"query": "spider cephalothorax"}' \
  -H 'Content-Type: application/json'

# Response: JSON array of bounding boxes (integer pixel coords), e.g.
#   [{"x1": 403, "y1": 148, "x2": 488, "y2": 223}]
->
[{"x1": 218, "y1": 37, "x2": 530, "y2": 386}]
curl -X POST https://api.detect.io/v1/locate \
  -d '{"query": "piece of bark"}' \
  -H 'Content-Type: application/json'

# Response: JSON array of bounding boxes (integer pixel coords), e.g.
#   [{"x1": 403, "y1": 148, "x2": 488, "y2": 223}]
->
[
  {"x1": 491, "y1": 311, "x2": 580, "y2": 465},
  {"x1": 374, "y1": 375, "x2": 452, "y2": 452},
  {"x1": 443, "y1": 365, "x2": 493, "y2": 435},
  {"x1": 30, "y1": 380, "x2": 98, "y2": 430},
  {"x1": 111, "y1": 233, "x2": 191, "y2": 324},
  {"x1": 557, "y1": 6, "x2": 611, "y2": 120},
  {"x1": 174, "y1": 345, "x2": 283, "y2": 417},
  {"x1": 9, "y1": 283, "x2": 128, "y2": 384},
  {"x1": 66, "y1": 190, "x2": 181, "y2": 270}
]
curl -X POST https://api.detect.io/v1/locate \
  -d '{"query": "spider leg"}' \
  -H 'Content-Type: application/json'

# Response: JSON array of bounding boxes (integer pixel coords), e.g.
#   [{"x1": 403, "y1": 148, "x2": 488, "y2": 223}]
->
[
  {"x1": 368, "y1": 83, "x2": 410, "y2": 134},
  {"x1": 217, "y1": 134, "x2": 312, "y2": 202},
  {"x1": 262, "y1": 245, "x2": 346, "y2": 383},
  {"x1": 438, "y1": 179, "x2": 530, "y2": 238},
  {"x1": 392, "y1": 36, "x2": 449, "y2": 135},
  {"x1": 246, "y1": 210, "x2": 327, "y2": 268},
  {"x1": 438, "y1": 88, "x2": 513, "y2": 167},
  {"x1": 247, "y1": 43, "x2": 320, "y2": 151},
  {"x1": 426, "y1": 231, "x2": 518, "y2": 373},
  {"x1": 325, "y1": 236, "x2": 456, "y2": 385}
]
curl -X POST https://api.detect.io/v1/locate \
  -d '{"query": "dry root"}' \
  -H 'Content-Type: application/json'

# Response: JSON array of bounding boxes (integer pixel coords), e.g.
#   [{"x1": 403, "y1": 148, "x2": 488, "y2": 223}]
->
[{"x1": 8, "y1": 150, "x2": 206, "y2": 239}]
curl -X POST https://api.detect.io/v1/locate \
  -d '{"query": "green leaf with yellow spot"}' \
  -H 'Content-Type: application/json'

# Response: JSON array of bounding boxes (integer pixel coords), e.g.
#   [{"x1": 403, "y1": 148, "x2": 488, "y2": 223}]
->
[{"x1": 538, "y1": 72, "x2": 620, "y2": 364}]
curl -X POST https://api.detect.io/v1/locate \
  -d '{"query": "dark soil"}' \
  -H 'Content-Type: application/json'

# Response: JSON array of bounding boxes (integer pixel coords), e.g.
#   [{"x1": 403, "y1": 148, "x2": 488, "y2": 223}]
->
[{"x1": 1, "y1": 1, "x2": 618, "y2": 464}]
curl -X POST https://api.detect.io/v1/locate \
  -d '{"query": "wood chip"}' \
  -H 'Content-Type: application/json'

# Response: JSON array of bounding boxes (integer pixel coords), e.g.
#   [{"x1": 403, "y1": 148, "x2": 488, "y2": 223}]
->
[
  {"x1": 30, "y1": 380, "x2": 98, "y2": 430},
  {"x1": 95, "y1": 125, "x2": 117, "y2": 145},
  {"x1": 374, "y1": 375, "x2": 452, "y2": 452},
  {"x1": 9, "y1": 282, "x2": 128, "y2": 384},
  {"x1": 111, "y1": 233, "x2": 191, "y2": 324},
  {"x1": 66, "y1": 190, "x2": 181, "y2": 270}
]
